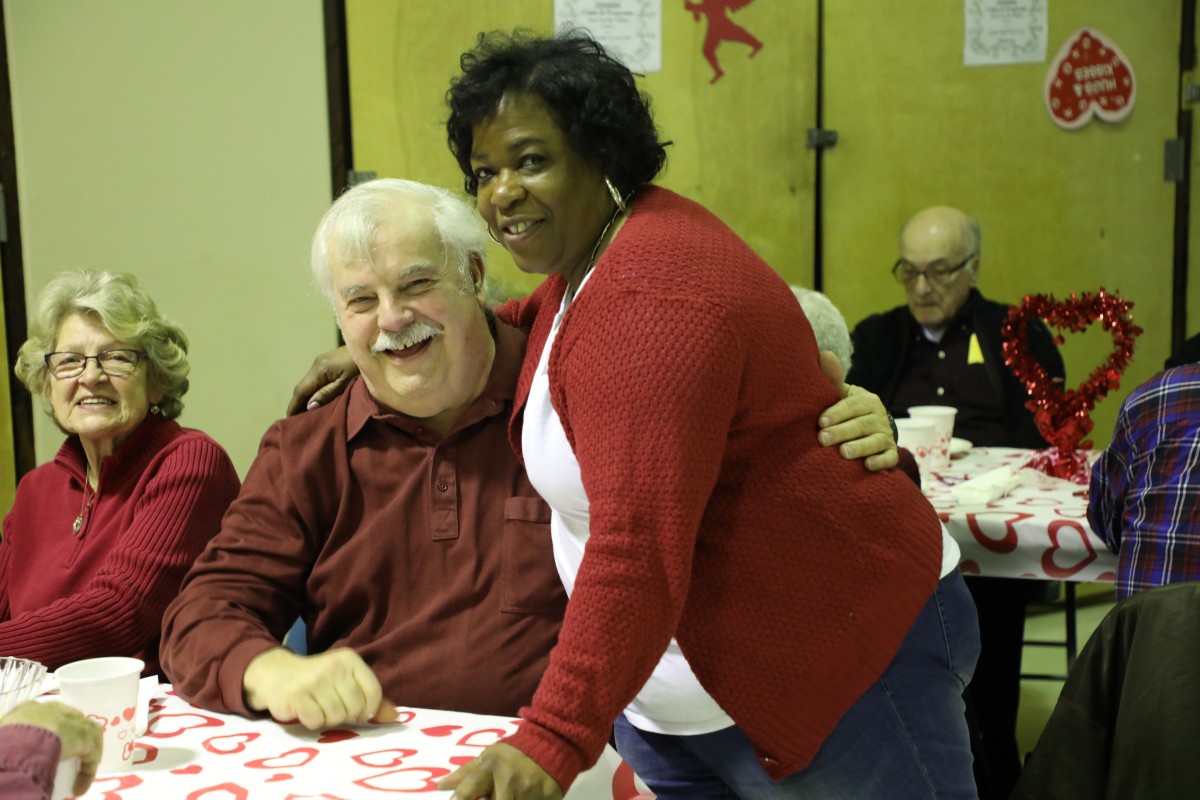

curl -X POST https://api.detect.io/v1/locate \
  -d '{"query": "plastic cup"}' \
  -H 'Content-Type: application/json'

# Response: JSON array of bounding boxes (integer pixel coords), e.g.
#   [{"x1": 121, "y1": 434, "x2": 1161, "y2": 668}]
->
[
  {"x1": 895, "y1": 417, "x2": 937, "y2": 469},
  {"x1": 907, "y1": 405, "x2": 958, "y2": 469},
  {"x1": 55, "y1": 657, "x2": 143, "y2": 773}
]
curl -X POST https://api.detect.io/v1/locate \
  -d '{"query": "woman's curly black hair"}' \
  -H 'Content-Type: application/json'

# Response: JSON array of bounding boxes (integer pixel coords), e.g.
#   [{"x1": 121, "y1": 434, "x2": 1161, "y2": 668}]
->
[{"x1": 446, "y1": 28, "x2": 669, "y2": 198}]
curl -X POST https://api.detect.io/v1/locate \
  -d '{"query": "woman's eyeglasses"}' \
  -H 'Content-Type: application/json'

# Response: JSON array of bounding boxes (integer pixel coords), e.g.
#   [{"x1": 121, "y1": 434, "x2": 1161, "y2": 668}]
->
[
  {"x1": 45, "y1": 349, "x2": 146, "y2": 379},
  {"x1": 892, "y1": 254, "x2": 976, "y2": 286}
]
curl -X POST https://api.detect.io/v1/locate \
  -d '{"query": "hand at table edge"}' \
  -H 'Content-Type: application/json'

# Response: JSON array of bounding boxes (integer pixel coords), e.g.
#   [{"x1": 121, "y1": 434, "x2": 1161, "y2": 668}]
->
[
  {"x1": 242, "y1": 647, "x2": 399, "y2": 729},
  {"x1": 438, "y1": 741, "x2": 564, "y2": 800}
]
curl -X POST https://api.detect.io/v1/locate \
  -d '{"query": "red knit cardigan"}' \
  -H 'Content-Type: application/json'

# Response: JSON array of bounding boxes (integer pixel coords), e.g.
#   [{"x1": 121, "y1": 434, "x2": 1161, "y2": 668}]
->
[{"x1": 497, "y1": 186, "x2": 943, "y2": 790}]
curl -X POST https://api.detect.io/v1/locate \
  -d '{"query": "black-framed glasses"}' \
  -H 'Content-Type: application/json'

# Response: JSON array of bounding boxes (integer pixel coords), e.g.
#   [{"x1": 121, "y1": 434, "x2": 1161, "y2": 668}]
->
[
  {"x1": 892, "y1": 254, "x2": 976, "y2": 286},
  {"x1": 45, "y1": 349, "x2": 146, "y2": 379}
]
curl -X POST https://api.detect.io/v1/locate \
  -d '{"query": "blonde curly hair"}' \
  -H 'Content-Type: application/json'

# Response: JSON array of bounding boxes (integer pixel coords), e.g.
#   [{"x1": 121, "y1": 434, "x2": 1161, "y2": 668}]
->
[{"x1": 15, "y1": 270, "x2": 190, "y2": 420}]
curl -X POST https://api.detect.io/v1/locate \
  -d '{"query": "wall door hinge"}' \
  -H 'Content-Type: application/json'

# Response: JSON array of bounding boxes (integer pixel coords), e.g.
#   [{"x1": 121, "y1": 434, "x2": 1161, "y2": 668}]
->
[
  {"x1": 1182, "y1": 71, "x2": 1199, "y2": 108},
  {"x1": 1165, "y1": 138, "x2": 1187, "y2": 183},
  {"x1": 806, "y1": 128, "x2": 838, "y2": 150}
]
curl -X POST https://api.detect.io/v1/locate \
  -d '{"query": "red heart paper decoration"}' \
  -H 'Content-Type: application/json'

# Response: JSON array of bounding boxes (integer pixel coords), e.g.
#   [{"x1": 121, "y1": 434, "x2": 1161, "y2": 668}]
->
[
  {"x1": 1044, "y1": 29, "x2": 1135, "y2": 130},
  {"x1": 1001, "y1": 289, "x2": 1141, "y2": 458}
]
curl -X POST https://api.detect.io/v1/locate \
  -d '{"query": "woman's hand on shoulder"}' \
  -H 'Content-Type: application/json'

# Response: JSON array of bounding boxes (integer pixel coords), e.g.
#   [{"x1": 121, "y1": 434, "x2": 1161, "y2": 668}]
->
[{"x1": 286, "y1": 346, "x2": 359, "y2": 416}]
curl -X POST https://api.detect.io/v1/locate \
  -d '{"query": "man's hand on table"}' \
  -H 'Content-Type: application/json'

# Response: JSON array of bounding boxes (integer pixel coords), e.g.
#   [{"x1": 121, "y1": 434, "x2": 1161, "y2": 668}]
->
[
  {"x1": 817, "y1": 350, "x2": 898, "y2": 471},
  {"x1": 2, "y1": 700, "x2": 104, "y2": 796},
  {"x1": 243, "y1": 647, "x2": 399, "y2": 729},
  {"x1": 439, "y1": 742, "x2": 563, "y2": 800}
]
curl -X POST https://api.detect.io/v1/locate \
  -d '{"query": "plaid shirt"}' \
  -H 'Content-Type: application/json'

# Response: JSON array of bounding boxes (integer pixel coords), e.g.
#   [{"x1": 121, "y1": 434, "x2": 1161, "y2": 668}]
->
[{"x1": 1089, "y1": 364, "x2": 1200, "y2": 599}]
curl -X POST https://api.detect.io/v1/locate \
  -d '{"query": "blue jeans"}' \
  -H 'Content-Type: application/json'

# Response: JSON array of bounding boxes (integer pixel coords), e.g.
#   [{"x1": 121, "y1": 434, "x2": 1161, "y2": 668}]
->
[{"x1": 614, "y1": 569, "x2": 981, "y2": 799}]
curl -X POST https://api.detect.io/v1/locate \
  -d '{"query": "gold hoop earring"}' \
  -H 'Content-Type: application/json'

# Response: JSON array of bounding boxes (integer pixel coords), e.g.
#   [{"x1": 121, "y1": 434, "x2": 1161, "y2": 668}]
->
[
  {"x1": 485, "y1": 225, "x2": 502, "y2": 245},
  {"x1": 605, "y1": 177, "x2": 627, "y2": 213}
]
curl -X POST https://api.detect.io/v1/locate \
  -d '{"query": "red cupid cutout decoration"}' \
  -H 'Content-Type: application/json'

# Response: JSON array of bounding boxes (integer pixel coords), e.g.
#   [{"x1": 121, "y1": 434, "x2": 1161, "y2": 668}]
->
[
  {"x1": 1045, "y1": 29, "x2": 1136, "y2": 130},
  {"x1": 1001, "y1": 289, "x2": 1142, "y2": 480},
  {"x1": 686, "y1": 0, "x2": 763, "y2": 84}
]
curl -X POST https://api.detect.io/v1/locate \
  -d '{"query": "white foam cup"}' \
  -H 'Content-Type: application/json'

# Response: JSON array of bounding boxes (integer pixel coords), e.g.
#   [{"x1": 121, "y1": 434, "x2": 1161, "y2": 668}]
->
[
  {"x1": 55, "y1": 657, "x2": 143, "y2": 773},
  {"x1": 906, "y1": 405, "x2": 958, "y2": 469},
  {"x1": 895, "y1": 417, "x2": 937, "y2": 469}
]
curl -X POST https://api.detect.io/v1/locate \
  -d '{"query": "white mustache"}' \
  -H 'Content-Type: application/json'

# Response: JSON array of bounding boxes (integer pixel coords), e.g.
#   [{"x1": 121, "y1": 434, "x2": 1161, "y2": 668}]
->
[{"x1": 371, "y1": 321, "x2": 443, "y2": 353}]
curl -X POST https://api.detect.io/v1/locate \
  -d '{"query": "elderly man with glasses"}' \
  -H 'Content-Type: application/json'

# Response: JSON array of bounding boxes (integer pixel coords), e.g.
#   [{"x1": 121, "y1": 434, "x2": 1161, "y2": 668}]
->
[{"x1": 847, "y1": 205, "x2": 1065, "y2": 800}]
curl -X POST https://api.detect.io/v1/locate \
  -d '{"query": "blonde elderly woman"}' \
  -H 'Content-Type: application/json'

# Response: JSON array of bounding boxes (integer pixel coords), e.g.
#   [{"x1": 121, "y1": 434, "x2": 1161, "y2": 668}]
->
[{"x1": 0, "y1": 271, "x2": 239, "y2": 675}]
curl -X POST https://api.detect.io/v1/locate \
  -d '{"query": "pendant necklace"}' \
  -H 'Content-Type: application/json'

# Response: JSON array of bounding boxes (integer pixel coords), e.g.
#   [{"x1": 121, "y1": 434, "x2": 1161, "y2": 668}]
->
[
  {"x1": 72, "y1": 477, "x2": 96, "y2": 536},
  {"x1": 565, "y1": 194, "x2": 632, "y2": 305}
]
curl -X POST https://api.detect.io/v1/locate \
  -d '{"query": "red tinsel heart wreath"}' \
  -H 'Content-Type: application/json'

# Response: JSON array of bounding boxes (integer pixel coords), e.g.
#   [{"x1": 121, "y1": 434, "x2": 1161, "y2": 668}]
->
[{"x1": 1001, "y1": 289, "x2": 1142, "y2": 455}]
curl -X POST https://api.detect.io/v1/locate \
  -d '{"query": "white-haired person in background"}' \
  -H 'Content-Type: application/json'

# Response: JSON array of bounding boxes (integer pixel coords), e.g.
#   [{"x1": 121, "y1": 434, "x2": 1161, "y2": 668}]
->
[{"x1": 791, "y1": 286, "x2": 853, "y2": 378}]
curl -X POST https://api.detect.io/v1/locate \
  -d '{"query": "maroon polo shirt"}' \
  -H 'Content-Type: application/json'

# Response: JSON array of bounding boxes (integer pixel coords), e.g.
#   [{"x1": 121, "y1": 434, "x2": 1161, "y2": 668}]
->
[{"x1": 161, "y1": 320, "x2": 565, "y2": 717}]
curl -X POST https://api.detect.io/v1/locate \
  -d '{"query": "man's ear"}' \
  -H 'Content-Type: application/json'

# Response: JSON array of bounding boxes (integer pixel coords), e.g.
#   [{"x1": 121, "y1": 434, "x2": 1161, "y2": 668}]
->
[{"x1": 469, "y1": 252, "x2": 487, "y2": 299}]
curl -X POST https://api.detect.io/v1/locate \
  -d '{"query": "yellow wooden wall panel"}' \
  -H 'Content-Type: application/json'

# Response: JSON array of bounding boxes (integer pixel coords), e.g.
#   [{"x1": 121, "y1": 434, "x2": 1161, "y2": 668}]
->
[
  {"x1": 644, "y1": 2, "x2": 817, "y2": 286},
  {"x1": 346, "y1": 1, "x2": 818, "y2": 296},
  {"x1": 823, "y1": 1, "x2": 1181, "y2": 447}
]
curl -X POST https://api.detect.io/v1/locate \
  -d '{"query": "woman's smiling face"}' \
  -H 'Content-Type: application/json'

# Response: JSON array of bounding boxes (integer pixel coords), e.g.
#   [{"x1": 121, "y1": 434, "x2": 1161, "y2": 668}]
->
[
  {"x1": 47, "y1": 311, "x2": 155, "y2": 456},
  {"x1": 469, "y1": 92, "x2": 615, "y2": 283}
]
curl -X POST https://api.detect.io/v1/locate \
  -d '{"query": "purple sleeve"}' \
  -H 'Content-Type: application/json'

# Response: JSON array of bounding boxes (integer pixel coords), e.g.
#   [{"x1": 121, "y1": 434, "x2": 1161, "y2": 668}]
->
[{"x1": 0, "y1": 724, "x2": 61, "y2": 800}]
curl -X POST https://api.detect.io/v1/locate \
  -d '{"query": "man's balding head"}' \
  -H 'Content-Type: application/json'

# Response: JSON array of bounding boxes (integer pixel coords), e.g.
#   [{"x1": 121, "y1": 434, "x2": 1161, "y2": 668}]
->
[{"x1": 895, "y1": 206, "x2": 981, "y2": 329}]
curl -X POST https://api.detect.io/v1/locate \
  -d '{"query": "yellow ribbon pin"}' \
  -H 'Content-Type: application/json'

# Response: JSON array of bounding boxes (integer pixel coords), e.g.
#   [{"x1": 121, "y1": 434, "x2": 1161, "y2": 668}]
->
[{"x1": 967, "y1": 333, "x2": 984, "y2": 364}]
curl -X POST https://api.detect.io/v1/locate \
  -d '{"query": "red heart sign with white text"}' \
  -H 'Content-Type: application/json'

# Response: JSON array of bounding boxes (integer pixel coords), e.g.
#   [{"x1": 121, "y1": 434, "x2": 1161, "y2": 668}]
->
[{"x1": 1045, "y1": 29, "x2": 1135, "y2": 130}]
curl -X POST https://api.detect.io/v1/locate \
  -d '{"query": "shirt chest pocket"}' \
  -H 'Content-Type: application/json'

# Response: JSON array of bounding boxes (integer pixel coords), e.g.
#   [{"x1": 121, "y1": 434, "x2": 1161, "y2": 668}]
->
[{"x1": 500, "y1": 496, "x2": 567, "y2": 615}]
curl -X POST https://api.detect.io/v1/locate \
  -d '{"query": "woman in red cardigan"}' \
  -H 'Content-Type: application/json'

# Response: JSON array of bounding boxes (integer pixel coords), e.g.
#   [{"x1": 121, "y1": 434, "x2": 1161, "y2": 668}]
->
[
  {"x1": 1, "y1": 270, "x2": 239, "y2": 676},
  {"x1": 438, "y1": 30, "x2": 980, "y2": 800}
]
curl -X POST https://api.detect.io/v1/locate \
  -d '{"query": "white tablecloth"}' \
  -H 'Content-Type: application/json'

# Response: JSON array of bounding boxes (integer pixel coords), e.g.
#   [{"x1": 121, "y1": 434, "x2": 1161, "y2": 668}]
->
[
  {"x1": 923, "y1": 447, "x2": 1117, "y2": 582},
  {"x1": 75, "y1": 685, "x2": 647, "y2": 799}
]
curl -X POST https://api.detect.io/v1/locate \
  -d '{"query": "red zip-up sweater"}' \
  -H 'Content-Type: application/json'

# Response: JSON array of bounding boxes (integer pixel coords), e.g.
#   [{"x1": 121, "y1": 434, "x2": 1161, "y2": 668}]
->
[
  {"x1": 497, "y1": 186, "x2": 943, "y2": 790},
  {"x1": 0, "y1": 414, "x2": 239, "y2": 675}
]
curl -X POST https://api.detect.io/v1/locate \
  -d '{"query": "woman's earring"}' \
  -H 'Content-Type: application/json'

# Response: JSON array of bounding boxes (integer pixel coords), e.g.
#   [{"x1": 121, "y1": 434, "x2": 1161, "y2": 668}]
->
[
  {"x1": 485, "y1": 225, "x2": 503, "y2": 245},
  {"x1": 605, "y1": 177, "x2": 627, "y2": 213},
  {"x1": 150, "y1": 404, "x2": 162, "y2": 415}
]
